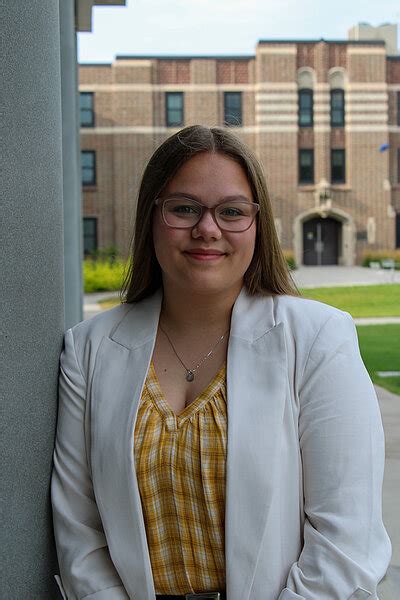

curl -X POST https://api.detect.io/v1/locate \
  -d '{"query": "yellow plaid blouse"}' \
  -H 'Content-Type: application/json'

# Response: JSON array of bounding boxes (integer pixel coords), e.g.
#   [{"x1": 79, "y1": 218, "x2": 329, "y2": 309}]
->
[{"x1": 133, "y1": 360, "x2": 227, "y2": 595}]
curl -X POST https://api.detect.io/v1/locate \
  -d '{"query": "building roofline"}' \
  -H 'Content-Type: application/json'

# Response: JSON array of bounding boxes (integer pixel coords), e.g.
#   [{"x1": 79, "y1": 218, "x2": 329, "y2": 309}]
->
[
  {"x1": 79, "y1": 40, "x2": 397, "y2": 66},
  {"x1": 79, "y1": 63, "x2": 112, "y2": 67},
  {"x1": 258, "y1": 38, "x2": 386, "y2": 45},
  {"x1": 114, "y1": 54, "x2": 254, "y2": 61}
]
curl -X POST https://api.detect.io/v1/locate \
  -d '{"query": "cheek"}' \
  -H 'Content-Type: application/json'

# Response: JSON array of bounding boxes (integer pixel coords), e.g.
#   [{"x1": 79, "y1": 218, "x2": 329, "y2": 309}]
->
[
  {"x1": 247, "y1": 226, "x2": 257, "y2": 252},
  {"x1": 152, "y1": 219, "x2": 185, "y2": 264},
  {"x1": 152, "y1": 218, "x2": 169, "y2": 266},
  {"x1": 152, "y1": 216, "x2": 171, "y2": 250},
  {"x1": 234, "y1": 228, "x2": 256, "y2": 261}
]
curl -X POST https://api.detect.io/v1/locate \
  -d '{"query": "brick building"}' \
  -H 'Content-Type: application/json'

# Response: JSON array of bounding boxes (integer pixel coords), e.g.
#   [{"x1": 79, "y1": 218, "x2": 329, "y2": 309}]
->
[{"x1": 79, "y1": 25, "x2": 400, "y2": 266}]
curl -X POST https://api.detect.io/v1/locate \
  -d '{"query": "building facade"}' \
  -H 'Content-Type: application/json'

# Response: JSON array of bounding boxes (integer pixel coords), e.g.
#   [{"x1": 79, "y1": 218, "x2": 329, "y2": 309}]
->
[{"x1": 79, "y1": 31, "x2": 400, "y2": 266}]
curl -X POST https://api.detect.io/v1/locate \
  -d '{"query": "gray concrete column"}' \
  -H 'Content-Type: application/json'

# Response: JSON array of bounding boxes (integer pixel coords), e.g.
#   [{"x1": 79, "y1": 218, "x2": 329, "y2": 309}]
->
[
  {"x1": 0, "y1": 1, "x2": 64, "y2": 597},
  {"x1": 60, "y1": 0, "x2": 84, "y2": 328}
]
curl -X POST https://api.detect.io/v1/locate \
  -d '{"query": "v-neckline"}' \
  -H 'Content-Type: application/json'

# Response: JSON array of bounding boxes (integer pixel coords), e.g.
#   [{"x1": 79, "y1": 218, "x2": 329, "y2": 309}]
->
[{"x1": 146, "y1": 360, "x2": 226, "y2": 426}]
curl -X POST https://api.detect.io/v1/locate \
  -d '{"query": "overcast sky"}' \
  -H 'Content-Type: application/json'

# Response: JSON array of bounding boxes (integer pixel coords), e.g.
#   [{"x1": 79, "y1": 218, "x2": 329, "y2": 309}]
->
[{"x1": 78, "y1": 0, "x2": 399, "y2": 63}]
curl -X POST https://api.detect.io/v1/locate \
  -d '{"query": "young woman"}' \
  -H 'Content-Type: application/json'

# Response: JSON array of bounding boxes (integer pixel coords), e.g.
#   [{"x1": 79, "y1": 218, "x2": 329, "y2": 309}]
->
[{"x1": 52, "y1": 125, "x2": 391, "y2": 600}]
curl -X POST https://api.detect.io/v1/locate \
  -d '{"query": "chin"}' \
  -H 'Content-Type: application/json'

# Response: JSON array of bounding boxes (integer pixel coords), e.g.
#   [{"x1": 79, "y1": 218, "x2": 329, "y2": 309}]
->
[{"x1": 184, "y1": 275, "x2": 243, "y2": 296}]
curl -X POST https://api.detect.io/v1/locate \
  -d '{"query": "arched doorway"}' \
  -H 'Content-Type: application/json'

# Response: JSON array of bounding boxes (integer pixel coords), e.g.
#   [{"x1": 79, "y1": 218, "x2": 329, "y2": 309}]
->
[{"x1": 303, "y1": 217, "x2": 341, "y2": 265}]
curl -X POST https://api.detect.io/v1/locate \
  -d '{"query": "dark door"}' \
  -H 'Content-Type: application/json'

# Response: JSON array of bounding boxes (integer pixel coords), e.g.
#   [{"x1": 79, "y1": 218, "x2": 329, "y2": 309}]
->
[{"x1": 303, "y1": 217, "x2": 340, "y2": 265}]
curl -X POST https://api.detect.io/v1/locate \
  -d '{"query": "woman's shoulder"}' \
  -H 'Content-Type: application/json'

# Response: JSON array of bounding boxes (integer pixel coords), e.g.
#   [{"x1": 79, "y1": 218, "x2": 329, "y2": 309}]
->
[
  {"x1": 70, "y1": 290, "x2": 162, "y2": 340},
  {"x1": 66, "y1": 290, "x2": 162, "y2": 355},
  {"x1": 236, "y1": 288, "x2": 354, "y2": 348},
  {"x1": 272, "y1": 293, "x2": 354, "y2": 342},
  {"x1": 70, "y1": 303, "x2": 133, "y2": 342}
]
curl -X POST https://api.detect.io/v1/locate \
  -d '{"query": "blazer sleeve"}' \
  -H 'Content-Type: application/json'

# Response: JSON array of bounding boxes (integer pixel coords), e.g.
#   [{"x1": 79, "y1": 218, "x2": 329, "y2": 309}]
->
[
  {"x1": 278, "y1": 311, "x2": 392, "y2": 600},
  {"x1": 51, "y1": 328, "x2": 129, "y2": 600}
]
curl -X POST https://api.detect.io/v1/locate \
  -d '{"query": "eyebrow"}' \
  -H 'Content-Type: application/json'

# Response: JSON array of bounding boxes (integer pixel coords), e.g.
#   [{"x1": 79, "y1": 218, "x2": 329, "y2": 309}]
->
[{"x1": 164, "y1": 192, "x2": 253, "y2": 203}]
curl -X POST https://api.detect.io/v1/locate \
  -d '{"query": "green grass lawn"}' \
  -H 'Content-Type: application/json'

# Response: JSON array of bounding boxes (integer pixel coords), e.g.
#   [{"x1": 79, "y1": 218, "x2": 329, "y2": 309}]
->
[
  {"x1": 356, "y1": 325, "x2": 400, "y2": 396},
  {"x1": 299, "y1": 284, "x2": 400, "y2": 317}
]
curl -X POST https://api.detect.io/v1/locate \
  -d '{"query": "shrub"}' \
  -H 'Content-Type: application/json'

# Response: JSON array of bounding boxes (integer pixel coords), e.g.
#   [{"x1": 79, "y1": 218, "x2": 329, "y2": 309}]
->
[
  {"x1": 83, "y1": 259, "x2": 127, "y2": 293},
  {"x1": 88, "y1": 245, "x2": 120, "y2": 264},
  {"x1": 283, "y1": 250, "x2": 297, "y2": 270},
  {"x1": 361, "y1": 249, "x2": 400, "y2": 269}
]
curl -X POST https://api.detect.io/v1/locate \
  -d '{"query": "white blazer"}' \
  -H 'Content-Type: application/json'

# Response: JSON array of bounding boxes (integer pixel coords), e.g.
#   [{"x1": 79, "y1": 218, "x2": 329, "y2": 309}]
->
[{"x1": 51, "y1": 287, "x2": 391, "y2": 600}]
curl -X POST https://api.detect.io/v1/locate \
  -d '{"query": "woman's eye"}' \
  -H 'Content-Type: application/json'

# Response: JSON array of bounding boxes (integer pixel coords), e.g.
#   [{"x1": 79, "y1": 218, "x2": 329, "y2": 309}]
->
[
  {"x1": 172, "y1": 204, "x2": 198, "y2": 214},
  {"x1": 220, "y1": 207, "x2": 242, "y2": 217}
]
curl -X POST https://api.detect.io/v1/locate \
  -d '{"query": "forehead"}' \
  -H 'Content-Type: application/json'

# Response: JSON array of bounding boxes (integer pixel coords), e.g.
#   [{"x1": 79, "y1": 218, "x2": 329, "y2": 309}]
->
[{"x1": 163, "y1": 152, "x2": 252, "y2": 201}]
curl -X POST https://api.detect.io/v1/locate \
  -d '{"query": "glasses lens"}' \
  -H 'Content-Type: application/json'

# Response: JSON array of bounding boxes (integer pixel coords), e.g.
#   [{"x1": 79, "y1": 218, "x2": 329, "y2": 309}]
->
[
  {"x1": 163, "y1": 198, "x2": 201, "y2": 227},
  {"x1": 216, "y1": 201, "x2": 258, "y2": 231}
]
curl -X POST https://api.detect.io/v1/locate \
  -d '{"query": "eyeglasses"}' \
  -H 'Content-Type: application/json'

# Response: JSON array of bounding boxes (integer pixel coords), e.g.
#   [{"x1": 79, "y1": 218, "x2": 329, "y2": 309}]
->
[{"x1": 154, "y1": 197, "x2": 259, "y2": 232}]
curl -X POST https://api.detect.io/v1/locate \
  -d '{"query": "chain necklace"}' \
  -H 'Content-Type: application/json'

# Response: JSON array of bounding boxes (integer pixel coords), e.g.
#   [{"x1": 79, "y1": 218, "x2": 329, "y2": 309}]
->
[{"x1": 158, "y1": 322, "x2": 229, "y2": 382}]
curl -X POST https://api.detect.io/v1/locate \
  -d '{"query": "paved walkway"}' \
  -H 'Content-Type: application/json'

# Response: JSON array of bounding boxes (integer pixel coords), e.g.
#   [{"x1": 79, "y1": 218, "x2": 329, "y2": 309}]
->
[
  {"x1": 375, "y1": 385, "x2": 400, "y2": 599},
  {"x1": 84, "y1": 291, "x2": 120, "y2": 319},
  {"x1": 291, "y1": 265, "x2": 400, "y2": 288}
]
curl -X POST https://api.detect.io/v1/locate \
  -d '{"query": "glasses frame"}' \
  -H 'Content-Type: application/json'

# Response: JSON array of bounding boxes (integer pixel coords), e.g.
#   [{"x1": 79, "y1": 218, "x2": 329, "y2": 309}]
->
[{"x1": 154, "y1": 197, "x2": 260, "y2": 233}]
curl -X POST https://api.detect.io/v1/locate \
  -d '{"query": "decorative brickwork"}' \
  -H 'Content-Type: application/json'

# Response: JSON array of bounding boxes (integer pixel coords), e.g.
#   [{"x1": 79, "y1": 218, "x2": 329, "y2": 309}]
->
[
  {"x1": 217, "y1": 61, "x2": 234, "y2": 84},
  {"x1": 234, "y1": 61, "x2": 250, "y2": 83},
  {"x1": 158, "y1": 60, "x2": 191, "y2": 84},
  {"x1": 328, "y1": 45, "x2": 347, "y2": 69},
  {"x1": 387, "y1": 58, "x2": 400, "y2": 83},
  {"x1": 297, "y1": 44, "x2": 315, "y2": 69}
]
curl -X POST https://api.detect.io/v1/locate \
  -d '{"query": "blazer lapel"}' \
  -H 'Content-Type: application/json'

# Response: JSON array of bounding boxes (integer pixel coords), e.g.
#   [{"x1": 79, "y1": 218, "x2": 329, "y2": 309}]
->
[
  {"x1": 225, "y1": 289, "x2": 288, "y2": 600},
  {"x1": 90, "y1": 290, "x2": 162, "y2": 600}
]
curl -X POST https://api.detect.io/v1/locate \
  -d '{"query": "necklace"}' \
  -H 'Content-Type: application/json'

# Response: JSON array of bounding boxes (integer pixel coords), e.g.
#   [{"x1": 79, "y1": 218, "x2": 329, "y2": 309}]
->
[{"x1": 158, "y1": 322, "x2": 229, "y2": 382}]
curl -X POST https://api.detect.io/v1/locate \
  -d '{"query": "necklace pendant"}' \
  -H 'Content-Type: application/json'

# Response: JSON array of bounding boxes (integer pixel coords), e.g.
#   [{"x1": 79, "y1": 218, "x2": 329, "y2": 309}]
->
[{"x1": 186, "y1": 370, "x2": 195, "y2": 382}]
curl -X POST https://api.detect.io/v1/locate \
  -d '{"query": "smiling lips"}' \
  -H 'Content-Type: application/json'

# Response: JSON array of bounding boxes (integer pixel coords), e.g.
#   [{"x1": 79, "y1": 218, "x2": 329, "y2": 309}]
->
[{"x1": 184, "y1": 249, "x2": 226, "y2": 261}]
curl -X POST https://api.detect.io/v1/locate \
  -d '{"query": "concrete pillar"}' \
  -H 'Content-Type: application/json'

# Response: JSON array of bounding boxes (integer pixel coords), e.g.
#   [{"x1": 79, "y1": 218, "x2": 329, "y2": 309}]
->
[
  {"x1": 60, "y1": 0, "x2": 84, "y2": 328},
  {"x1": 0, "y1": 1, "x2": 64, "y2": 597}
]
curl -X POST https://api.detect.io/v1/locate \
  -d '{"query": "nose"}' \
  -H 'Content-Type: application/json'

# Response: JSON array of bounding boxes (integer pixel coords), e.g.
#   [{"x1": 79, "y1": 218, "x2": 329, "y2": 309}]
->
[{"x1": 191, "y1": 208, "x2": 222, "y2": 241}]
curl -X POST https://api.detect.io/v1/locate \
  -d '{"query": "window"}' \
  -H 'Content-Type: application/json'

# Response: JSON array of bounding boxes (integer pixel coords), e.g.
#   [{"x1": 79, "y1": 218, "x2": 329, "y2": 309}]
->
[
  {"x1": 298, "y1": 89, "x2": 313, "y2": 127},
  {"x1": 165, "y1": 92, "x2": 184, "y2": 127},
  {"x1": 80, "y1": 92, "x2": 94, "y2": 127},
  {"x1": 224, "y1": 92, "x2": 242, "y2": 126},
  {"x1": 299, "y1": 149, "x2": 314, "y2": 184},
  {"x1": 331, "y1": 149, "x2": 345, "y2": 183},
  {"x1": 83, "y1": 218, "x2": 98, "y2": 256},
  {"x1": 81, "y1": 150, "x2": 96, "y2": 186},
  {"x1": 331, "y1": 89, "x2": 345, "y2": 127}
]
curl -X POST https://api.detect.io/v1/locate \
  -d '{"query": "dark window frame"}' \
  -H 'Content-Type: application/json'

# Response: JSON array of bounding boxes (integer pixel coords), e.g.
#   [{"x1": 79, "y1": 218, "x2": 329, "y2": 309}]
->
[
  {"x1": 223, "y1": 91, "x2": 243, "y2": 127},
  {"x1": 299, "y1": 149, "x2": 314, "y2": 184},
  {"x1": 81, "y1": 150, "x2": 96, "y2": 186},
  {"x1": 165, "y1": 92, "x2": 184, "y2": 127},
  {"x1": 80, "y1": 92, "x2": 95, "y2": 128},
  {"x1": 331, "y1": 149, "x2": 346, "y2": 183},
  {"x1": 330, "y1": 89, "x2": 345, "y2": 127},
  {"x1": 83, "y1": 217, "x2": 98, "y2": 256},
  {"x1": 298, "y1": 89, "x2": 313, "y2": 128}
]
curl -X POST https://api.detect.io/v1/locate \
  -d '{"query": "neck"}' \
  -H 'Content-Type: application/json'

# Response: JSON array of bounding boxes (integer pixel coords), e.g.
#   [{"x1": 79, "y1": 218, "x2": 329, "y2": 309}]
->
[{"x1": 160, "y1": 282, "x2": 242, "y2": 335}]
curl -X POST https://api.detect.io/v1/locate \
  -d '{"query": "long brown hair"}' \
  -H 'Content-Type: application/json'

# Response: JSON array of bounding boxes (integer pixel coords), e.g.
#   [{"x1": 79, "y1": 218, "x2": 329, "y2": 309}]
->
[{"x1": 121, "y1": 125, "x2": 299, "y2": 302}]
